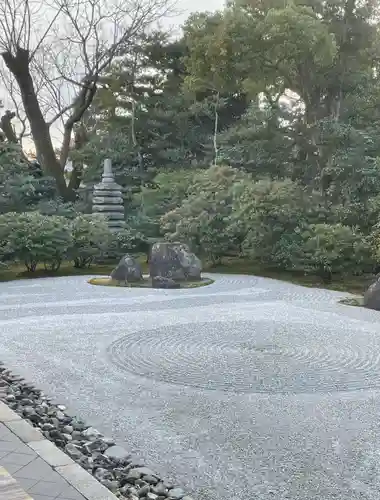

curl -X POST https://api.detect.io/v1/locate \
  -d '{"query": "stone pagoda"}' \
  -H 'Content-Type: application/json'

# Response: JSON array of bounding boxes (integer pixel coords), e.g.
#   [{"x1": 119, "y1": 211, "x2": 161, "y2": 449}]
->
[{"x1": 92, "y1": 159, "x2": 125, "y2": 232}]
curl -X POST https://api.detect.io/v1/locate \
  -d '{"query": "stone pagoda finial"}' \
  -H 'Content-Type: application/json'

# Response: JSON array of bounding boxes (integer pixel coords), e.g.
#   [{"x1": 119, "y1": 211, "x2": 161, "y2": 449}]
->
[
  {"x1": 92, "y1": 159, "x2": 125, "y2": 232},
  {"x1": 102, "y1": 158, "x2": 114, "y2": 183}
]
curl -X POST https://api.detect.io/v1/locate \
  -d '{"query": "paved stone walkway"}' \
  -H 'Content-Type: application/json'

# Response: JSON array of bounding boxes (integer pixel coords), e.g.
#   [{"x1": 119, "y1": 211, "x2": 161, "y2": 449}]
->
[
  {"x1": 0, "y1": 402, "x2": 102, "y2": 500},
  {"x1": 1, "y1": 274, "x2": 380, "y2": 500}
]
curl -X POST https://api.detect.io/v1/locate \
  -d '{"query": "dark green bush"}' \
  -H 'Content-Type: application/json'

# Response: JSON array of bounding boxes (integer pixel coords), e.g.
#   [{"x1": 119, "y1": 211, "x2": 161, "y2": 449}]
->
[{"x1": 0, "y1": 212, "x2": 72, "y2": 271}]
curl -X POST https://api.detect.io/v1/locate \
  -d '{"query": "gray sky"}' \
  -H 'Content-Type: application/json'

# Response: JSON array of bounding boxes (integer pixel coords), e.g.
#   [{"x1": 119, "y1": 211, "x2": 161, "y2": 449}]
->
[
  {"x1": 168, "y1": 0, "x2": 224, "y2": 29},
  {"x1": 178, "y1": 0, "x2": 224, "y2": 13}
]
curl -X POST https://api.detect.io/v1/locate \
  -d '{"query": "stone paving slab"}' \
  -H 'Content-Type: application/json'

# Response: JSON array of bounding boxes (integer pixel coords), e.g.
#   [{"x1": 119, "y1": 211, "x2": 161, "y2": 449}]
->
[
  {"x1": 0, "y1": 466, "x2": 32, "y2": 499},
  {"x1": 0, "y1": 402, "x2": 117, "y2": 500}
]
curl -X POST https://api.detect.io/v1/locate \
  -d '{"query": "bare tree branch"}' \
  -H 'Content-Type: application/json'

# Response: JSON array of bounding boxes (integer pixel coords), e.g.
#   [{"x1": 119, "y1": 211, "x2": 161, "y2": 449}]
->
[
  {"x1": 28, "y1": 6, "x2": 63, "y2": 62},
  {"x1": 0, "y1": 0, "x2": 176, "y2": 200}
]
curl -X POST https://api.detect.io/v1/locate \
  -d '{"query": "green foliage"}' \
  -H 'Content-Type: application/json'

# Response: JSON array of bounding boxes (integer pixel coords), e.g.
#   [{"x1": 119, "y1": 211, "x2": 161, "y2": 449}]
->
[
  {"x1": 291, "y1": 224, "x2": 372, "y2": 282},
  {"x1": 138, "y1": 170, "x2": 198, "y2": 217},
  {"x1": 36, "y1": 198, "x2": 80, "y2": 219},
  {"x1": 218, "y1": 103, "x2": 293, "y2": 177},
  {"x1": 69, "y1": 214, "x2": 110, "y2": 268},
  {"x1": 2, "y1": 0, "x2": 380, "y2": 284},
  {"x1": 161, "y1": 165, "x2": 248, "y2": 263},
  {"x1": 0, "y1": 212, "x2": 72, "y2": 271},
  {"x1": 107, "y1": 226, "x2": 145, "y2": 259},
  {"x1": 233, "y1": 178, "x2": 319, "y2": 266},
  {"x1": 129, "y1": 169, "x2": 201, "y2": 239},
  {"x1": 0, "y1": 144, "x2": 58, "y2": 214}
]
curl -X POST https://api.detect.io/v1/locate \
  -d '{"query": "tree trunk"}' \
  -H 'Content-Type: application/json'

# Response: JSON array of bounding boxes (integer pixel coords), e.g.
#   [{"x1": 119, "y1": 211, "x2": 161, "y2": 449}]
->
[
  {"x1": 213, "y1": 92, "x2": 220, "y2": 166},
  {"x1": 67, "y1": 123, "x2": 87, "y2": 191},
  {"x1": 1, "y1": 48, "x2": 75, "y2": 201},
  {"x1": 0, "y1": 111, "x2": 17, "y2": 143}
]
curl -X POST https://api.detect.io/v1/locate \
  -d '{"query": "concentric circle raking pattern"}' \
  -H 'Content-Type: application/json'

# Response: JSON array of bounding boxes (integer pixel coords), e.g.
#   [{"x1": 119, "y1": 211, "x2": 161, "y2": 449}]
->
[{"x1": 108, "y1": 320, "x2": 380, "y2": 394}]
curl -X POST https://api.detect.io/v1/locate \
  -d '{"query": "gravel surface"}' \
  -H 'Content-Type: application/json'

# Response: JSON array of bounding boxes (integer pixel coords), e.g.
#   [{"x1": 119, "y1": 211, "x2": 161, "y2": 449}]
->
[{"x1": 1, "y1": 274, "x2": 380, "y2": 500}]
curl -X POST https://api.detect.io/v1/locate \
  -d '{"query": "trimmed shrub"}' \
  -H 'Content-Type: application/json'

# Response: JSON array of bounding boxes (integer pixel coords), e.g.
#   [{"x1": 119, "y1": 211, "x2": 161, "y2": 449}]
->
[
  {"x1": 69, "y1": 214, "x2": 110, "y2": 268},
  {"x1": 292, "y1": 223, "x2": 371, "y2": 282},
  {"x1": 0, "y1": 211, "x2": 72, "y2": 271}
]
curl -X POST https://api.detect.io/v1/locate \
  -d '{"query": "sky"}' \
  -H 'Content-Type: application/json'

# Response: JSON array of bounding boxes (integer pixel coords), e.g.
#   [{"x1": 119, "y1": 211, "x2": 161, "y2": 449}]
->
[
  {"x1": 160, "y1": 0, "x2": 224, "y2": 35},
  {"x1": 178, "y1": 0, "x2": 224, "y2": 16}
]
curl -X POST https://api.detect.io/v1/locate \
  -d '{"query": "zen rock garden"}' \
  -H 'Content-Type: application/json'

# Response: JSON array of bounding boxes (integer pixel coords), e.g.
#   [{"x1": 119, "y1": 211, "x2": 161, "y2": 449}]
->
[
  {"x1": 90, "y1": 242, "x2": 212, "y2": 289},
  {"x1": 4, "y1": 272, "x2": 380, "y2": 500},
  {"x1": 89, "y1": 159, "x2": 211, "y2": 290}
]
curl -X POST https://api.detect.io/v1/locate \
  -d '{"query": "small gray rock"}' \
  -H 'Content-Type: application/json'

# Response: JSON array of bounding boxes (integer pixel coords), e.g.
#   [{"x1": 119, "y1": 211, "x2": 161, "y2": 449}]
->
[
  {"x1": 94, "y1": 467, "x2": 112, "y2": 481},
  {"x1": 79, "y1": 456, "x2": 94, "y2": 470},
  {"x1": 21, "y1": 398, "x2": 34, "y2": 405},
  {"x1": 57, "y1": 404, "x2": 66, "y2": 411},
  {"x1": 152, "y1": 483, "x2": 168, "y2": 495},
  {"x1": 121, "y1": 486, "x2": 139, "y2": 496},
  {"x1": 135, "y1": 479, "x2": 147, "y2": 487},
  {"x1": 82, "y1": 426, "x2": 102, "y2": 439},
  {"x1": 143, "y1": 474, "x2": 159, "y2": 485},
  {"x1": 42, "y1": 423, "x2": 55, "y2": 431},
  {"x1": 63, "y1": 425, "x2": 73, "y2": 434},
  {"x1": 56, "y1": 410, "x2": 65, "y2": 421},
  {"x1": 138, "y1": 484, "x2": 150, "y2": 497},
  {"x1": 65, "y1": 443, "x2": 83, "y2": 460},
  {"x1": 147, "y1": 493, "x2": 159, "y2": 500},
  {"x1": 101, "y1": 479, "x2": 120, "y2": 492},
  {"x1": 104, "y1": 445, "x2": 130, "y2": 462},
  {"x1": 22, "y1": 406, "x2": 35, "y2": 416},
  {"x1": 5, "y1": 394, "x2": 15, "y2": 402},
  {"x1": 168, "y1": 488, "x2": 185, "y2": 499},
  {"x1": 72, "y1": 419, "x2": 86, "y2": 431},
  {"x1": 127, "y1": 469, "x2": 142, "y2": 482},
  {"x1": 111, "y1": 254, "x2": 143, "y2": 283},
  {"x1": 102, "y1": 436, "x2": 115, "y2": 446},
  {"x1": 83, "y1": 440, "x2": 103, "y2": 454},
  {"x1": 132, "y1": 467, "x2": 159, "y2": 478}
]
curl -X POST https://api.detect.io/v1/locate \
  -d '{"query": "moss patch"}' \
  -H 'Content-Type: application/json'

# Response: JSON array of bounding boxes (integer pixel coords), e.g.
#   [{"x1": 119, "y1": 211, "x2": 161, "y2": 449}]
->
[
  {"x1": 0, "y1": 254, "x2": 374, "y2": 296},
  {"x1": 0, "y1": 256, "x2": 148, "y2": 282},
  {"x1": 205, "y1": 257, "x2": 372, "y2": 295},
  {"x1": 88, "y1": 276, "x2": 214, "y2": 288},
  {"x1": 338, "y1": 296, "x2": 364, "y2": 307}
]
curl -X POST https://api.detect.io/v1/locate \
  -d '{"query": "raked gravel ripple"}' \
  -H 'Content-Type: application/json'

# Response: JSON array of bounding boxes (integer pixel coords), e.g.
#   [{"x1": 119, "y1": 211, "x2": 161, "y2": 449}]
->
[{"x1": 2, "y1": 274, "x2": 380, "y2": 499}]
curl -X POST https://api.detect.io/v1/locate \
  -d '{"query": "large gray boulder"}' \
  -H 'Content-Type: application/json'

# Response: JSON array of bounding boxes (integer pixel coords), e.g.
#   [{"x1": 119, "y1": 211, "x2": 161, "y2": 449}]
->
[
  {"x1": 149, "y1": 242, "x2": 202, "y2": 281},
  {"x1": 363, "y1": 279, "x2": 380, "y2": 311},
  {"x1": 111, "y1": 254, "x2": 143, "y2": 283},
  {"x1": 363, "y1": 278, "x2": 380, "y2": 310}
]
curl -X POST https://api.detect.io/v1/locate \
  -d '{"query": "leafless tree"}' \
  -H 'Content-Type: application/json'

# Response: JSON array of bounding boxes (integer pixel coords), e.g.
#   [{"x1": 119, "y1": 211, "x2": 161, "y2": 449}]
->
[{"x1": 0, "y1": 0, "x2": 174, "y2": 200}]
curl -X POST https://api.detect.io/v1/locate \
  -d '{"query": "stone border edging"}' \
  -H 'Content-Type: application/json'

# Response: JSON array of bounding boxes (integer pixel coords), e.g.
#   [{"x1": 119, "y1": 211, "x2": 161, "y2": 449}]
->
[
  {"x1": 0, "y1": 401, "x2": 117, "y2": 500},
  {"x1": 0, "y1": 366, "x2": 194, "y2": 500}
]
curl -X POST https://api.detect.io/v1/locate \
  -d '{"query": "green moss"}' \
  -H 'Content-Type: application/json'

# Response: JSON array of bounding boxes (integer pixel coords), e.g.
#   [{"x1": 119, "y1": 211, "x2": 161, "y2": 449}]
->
[
  {"x1": 0, "y1": 255, "x2": 148, "y2": 282},
  {"x1": 0, "y1": 253, "x2": 373, "y2": 296},
  {"x1": 88, "y1": 276, "x2": 214, "y2": 288},
  {"x1": 338, "y1": 296, "x2": 364, "y2": 307},
  {"x1": 205, "y1": 257, "x2": 371, "y2": 295}
]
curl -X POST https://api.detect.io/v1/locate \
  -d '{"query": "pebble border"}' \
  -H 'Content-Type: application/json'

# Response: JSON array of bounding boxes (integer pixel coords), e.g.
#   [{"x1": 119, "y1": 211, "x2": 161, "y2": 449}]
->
[{"x1": 0, "y1": 363, "x2": 194, "y2": 500}]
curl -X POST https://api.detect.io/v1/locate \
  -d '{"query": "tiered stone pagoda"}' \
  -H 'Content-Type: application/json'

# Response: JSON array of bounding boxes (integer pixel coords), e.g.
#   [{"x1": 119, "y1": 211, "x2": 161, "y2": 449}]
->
[{"x1": 92, "y1": 159, "x2": 125, "y2": 232}]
